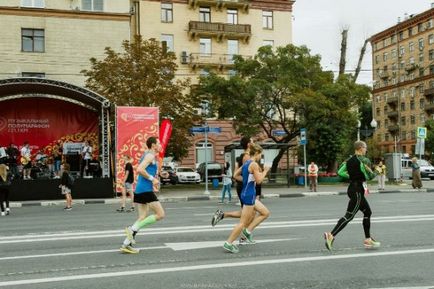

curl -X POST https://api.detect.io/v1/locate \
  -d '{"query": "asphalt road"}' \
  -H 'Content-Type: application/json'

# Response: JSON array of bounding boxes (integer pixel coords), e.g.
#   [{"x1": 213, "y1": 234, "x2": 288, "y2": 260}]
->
[{"x1": 1, "y1": 192, "x2": 434, "y2": 289}]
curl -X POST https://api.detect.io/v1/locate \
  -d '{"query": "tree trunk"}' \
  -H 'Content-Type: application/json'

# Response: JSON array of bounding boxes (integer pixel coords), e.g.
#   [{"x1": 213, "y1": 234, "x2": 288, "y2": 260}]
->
[
  {"x1": 354, "y1": 39, "x2": 369, "y2": 82},
  {"x1": 339, "y1": 29, "x2": 348, "y2": 76},
  {"x1": 269, "y1": 147, "x2": 288, "y2": 182}
]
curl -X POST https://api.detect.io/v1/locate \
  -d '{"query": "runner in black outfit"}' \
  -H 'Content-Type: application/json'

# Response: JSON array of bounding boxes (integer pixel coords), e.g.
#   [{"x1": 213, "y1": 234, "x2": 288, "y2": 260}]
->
[{"x1": 324, "y1": 140, "x2": 381, "y2": 251}]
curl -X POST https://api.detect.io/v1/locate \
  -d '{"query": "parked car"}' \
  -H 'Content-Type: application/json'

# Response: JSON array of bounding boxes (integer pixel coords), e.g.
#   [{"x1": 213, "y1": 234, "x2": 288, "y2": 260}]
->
[
  {"x1": 196, "y1": 162, "x2": 224, "y2": 182},
  {"x1": 159, "y1": 166, "x2": 178, "y2": 185},
  {"x1": 175, "y1": 167, "x2": 201, "y2": 184},
  {"x1": 402, "y1": 158, "x2": 434, "y2": 179}
]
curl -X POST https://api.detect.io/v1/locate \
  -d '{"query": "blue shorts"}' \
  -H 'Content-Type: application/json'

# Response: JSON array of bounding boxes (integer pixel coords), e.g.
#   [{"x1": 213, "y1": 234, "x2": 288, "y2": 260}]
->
[{"x1": 240, "y1": 191, "x2": 255, "y2": 206}]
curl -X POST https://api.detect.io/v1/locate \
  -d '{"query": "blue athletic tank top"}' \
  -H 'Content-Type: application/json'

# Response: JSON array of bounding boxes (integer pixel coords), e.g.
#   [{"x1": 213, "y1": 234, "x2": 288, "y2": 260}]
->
[
  {"x1": 241, "y1": 160, "x2": 256, "y2": 201},
  {"x1": 135, "y1": 152, "x2": 157, "y2": 194}
]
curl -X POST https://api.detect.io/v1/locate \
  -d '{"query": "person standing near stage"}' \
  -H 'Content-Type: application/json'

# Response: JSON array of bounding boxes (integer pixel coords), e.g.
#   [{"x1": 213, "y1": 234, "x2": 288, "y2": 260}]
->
[
  {"x1": 308, "y1": 161, "x2": 319, "y2": 192},
  {"x1": 0, "y1": 164, "x2": 12, "y2": 216},
  {"x1": 20, "y1": 141, "x2": 32, "y2": 180},
  {"x1": 59, "y1": 163, "x2": 73, "y2": 211},
  {"x1": 324, "y1": 140, "x2": 380, "y2": 251},
  {"x1": 374, "y1": 160, "x2": 386, "y2": 190},
  {"x1": 53, "y1": 142, "x2": 63, "y2": 178},
  {"x1": 223, "y1": 143, "x2": 270, "y2": 253},
  {"x1": 80, "y1": 141, "x2": 92, "y2": 177},
  {"x1": 220, "y1": 161, "x2": 232, "y2": 204},
  {"x1": 411, "y1": 157, "x2": 422, "y2": 189},
  {"x1": 117, "y1": 155, "x2": 135, "y2": 212},
  {"x1": 5, "y1": 143, "x2": 19, "y2": 180},
  {"x1": 120, "y1": 137, "x2": 165, "y2": 254}
]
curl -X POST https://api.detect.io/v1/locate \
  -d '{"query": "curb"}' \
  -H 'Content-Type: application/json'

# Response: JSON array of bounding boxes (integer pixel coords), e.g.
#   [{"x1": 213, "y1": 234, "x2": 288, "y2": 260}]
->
[{"x1": 8, "y1": 188, "x2": 433, "y2": 208}]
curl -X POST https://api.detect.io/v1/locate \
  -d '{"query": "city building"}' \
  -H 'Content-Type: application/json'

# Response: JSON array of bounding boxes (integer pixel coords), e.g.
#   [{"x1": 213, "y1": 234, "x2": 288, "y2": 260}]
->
[
  {"x1": 0, "y1": 0, "x2": 131, "y2": 86},
  {"x1": 371, "y1": 5, "x2": 434, "y2": 155},
  {"x1": 132, "y1": 0, "x2": 295, "y2": 167}
]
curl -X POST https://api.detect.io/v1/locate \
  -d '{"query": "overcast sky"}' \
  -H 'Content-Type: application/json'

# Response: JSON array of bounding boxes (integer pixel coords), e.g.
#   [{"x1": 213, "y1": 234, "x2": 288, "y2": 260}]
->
[{"x1": 292, "y1": 0, "x2": 433, "y2": 85}]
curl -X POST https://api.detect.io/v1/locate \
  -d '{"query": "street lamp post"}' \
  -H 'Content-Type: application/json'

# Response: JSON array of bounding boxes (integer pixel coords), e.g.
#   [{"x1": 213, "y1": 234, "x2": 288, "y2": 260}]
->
[{"x1": 357, "y1": 120, "x2": 361, "y2": 141}]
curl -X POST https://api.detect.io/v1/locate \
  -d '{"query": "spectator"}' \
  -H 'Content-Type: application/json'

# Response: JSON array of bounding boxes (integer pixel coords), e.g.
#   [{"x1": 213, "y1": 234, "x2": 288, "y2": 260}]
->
[
  {"x1": 375, "y1": 160, "x2": 386, "y2": 190},
  {"x1": 411, "y1": 157, "x2": 422, "y2": 189},
  {"x1": 0, "y1": 164, "x2": 11, "y2": 216},
  {"x1": 60, "y1": 163, "x2": 73, "y2": 210},
  {"x1": 5, "y1": 143, "x2": 19, "y2": 179},
  {"x1": 308, "y1": 161, "x2": 319, "y2": 192},
  {"x1": 220, "y1": 162, "x2": 232, "y2": 204},
  {"x1": 53, "y1": 142, "x2": 63, "y2": 178}
]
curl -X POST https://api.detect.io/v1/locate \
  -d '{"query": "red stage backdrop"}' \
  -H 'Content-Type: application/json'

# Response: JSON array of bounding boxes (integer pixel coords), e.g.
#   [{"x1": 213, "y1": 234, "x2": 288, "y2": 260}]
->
[
  {"x1": 0, "y1": 97, "x2": 98, "y2": 156},
  {"x1": 116, "y1": 107, "x2": 159, "y2": 192}
]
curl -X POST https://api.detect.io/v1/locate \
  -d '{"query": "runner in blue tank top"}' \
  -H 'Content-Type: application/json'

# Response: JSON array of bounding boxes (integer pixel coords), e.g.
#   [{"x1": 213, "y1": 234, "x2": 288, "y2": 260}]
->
[
  {"x1": 223, "y1": 143, "x2": 270, "y2": 253},
  {"x1": 120, "y1": 137, "x2": 166, "y2": 254}
]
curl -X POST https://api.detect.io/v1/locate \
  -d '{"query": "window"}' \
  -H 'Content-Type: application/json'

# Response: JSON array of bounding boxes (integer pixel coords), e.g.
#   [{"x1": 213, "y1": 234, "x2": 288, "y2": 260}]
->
[
  {"x1": 263, "y1": 40, "x2": 274, "y2": 47},
  {"x1": 419, "y1": 38, "x2": 424, "y2": 50},
  {"x1": 408, "y1": 27, "x2": 413, "y2": 37},
  {"x1": 21, "y1": 72, "x2": 45, "y2": 78},
  {"x1": 21, "y1": 29, "x2": 44, "y2": 52},
  {"x1": 420, "y1": 98, "x2": 425, "y2": 109},
  {"x1": 430, "y1": 49, "x2": 434, "y2": 60},
  {"x1": 383, "y1": 39, "x2": 387, "y2": 47},
  {"x1": 391, "y1": 49, "x2": 396, "y2": 58},
  {"x1": 383, "y1": 52, "x2": 388, "y2": 61},
  {"x1": 385, "y1": 119, "x2": 389, "y2": 127},
  {"x1": 391, "y1": 34, "x2": 396, "y2": 44},
  {"x1": 195, "y1": 141, "x2": 213, "y2": 164},
  {"x1": 161, "y1": 3, "x2": 173, "y2": 23},
  {"x1": 399, "y1": 45, "x2": 405, "y2": 56},
  {"x1": 82, "y1": 0, "x2": 103, "y2": 11},
  {"x1": 418, "y1": 23, "x2": 423, "y2": 33},
  {"x1": 227, "y1": 39, "x2": 239, "y2": 64},
  {"x1": 428, "y1": 19, "x2": 433, "y2": 29},
  {"x1": 411, "y1": 115, "x2": 416, "y2": 124},
  {"x1": 262, "y1": 11, "x2": 273, "y2": 29},
  {"x1": 385, "y1": 133, "x2": 389, "y2": 141},
  {"x1": 411, "y1": 132, "x2": 416, "y2": 140},
  {"x1": 401, "y1": 102, "x2": 405, "y2": 111},
  {"x1": 431, "y1": 64, "x2": 434, "y2": 75},
  {"x1": 401, "y1": 116, "x2": 406, "y2": 126},
  {"x1": 161, "y1": 34, "x2": 174, "y2": 52},
  {"x1": 376, "y1": 107, "x2": 380, "y2": 116},
  {"x1": 420, "y1": 67, "x2": 425, "y2": 77},
  {"x1": 199, "y1": 38, "x2": 211, "y2": 55},
  {"x1": 199, "y1": 7, "x2": 211, "y2": 22},
  {"x1": 401, "y1": 132, "x2": 407, "y2": 141},
  {"x1": 399, "y1": 31, "x2": 404, "y2": 41},
  {"x1": 410, "y1": 100, "x2": 415, "y2": 109},
  {"x1": 227, "y1": 9, "x2": 238, "y2": 24},
  {"x1": 429, "y1": 34, "x2": 434, "y2": 45},
  {"x1": 375, "y1": 55, "x2": 379, "y2": 64},
  {"x1": 21, "y1": 0, "x2": 44, "y2": 8},
  {"x1": 409, "y1": 42, "x2": 414, "y2": 52},
  {"x1": 419, "y1": 52, "x2": 424, "y2": 62}
]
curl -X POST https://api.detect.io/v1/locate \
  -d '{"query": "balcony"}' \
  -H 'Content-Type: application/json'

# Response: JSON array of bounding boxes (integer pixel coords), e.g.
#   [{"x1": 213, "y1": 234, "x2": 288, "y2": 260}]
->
[
  {"x1": 425, "y1": 87, "x2": 434, "y2": 97},
  {"x1": 386, "y1": 96, "x2": 398, "y2": 106},
  {"x1": 379, "y1": 71, "x2": 390, "y2": 80},
  {"x1": 424, "y1": 102, "x2": 434, "y2": 112},
  {"x1": 188, "y1": 0, "x2": 250, "y2": 12},
  {"x1": 188, "y1": 53, "x2": 251, "y2": 70},
  {"x1": 188, "y1": 21, "x2": 251, "y2": 43},
  {"x1": 387, "y1": 124, "x2": 399, "y2": 133},
  {"x1": 405, "y1": 63, "x2": 418, "y2": 72},
  {"x1": 386, "y1": 110, "x2": 398, "y2": 119}
]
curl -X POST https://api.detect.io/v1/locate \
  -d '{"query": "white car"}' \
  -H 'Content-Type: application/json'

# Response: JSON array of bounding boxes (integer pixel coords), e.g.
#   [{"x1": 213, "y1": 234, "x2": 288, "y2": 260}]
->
[{"x1": 174, "y1": 167, "x2": 201, "y2": 184}]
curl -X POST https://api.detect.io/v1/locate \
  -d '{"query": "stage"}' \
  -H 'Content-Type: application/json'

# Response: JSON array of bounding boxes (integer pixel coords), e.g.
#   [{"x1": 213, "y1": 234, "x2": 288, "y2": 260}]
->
[{"x1": 9, "y1": 177, "x2": 114, "y2": 201}]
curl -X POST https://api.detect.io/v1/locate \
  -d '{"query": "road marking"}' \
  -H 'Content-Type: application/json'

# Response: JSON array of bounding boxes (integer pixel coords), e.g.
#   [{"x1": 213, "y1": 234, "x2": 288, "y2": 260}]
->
[
  {"x1": 1, "y1": 214, "x2": 433, "y2": 244},
  {"x1": 165, "y1": 238, "x2": 297, "y2": 251},
  {"x1": 369, "y1": 287, "x2": 434, "y2": 289},
  {"x1": 0, "y1": 239, "x2": 296, "y2": 261},
  {"x1": 1, "y1": 248, "x2": 434, "y2": 287}
]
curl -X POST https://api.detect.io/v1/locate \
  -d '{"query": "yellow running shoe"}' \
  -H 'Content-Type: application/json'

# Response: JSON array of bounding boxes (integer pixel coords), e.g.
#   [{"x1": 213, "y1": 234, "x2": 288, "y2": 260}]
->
[
  {"x1": 324, "y1": 232, "x2": 334, "y2": 251},
  {"x1": 120, "y1": 245, "x2": 139, "y2": 254},
  {"x1": 364, "y1": 238, "x2": 381, "y2": 249}
]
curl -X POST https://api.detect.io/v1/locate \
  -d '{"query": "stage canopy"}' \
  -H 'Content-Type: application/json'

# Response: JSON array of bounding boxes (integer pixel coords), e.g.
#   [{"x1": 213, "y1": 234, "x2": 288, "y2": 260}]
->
[{"x1": 0, "y1": 77, "x2": 111, "y2": 177}]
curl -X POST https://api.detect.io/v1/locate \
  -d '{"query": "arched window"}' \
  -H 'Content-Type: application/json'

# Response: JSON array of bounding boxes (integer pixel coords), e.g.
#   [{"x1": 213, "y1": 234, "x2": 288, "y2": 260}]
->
[{"x1": 195, "y1": 141, "x2": 213, "y2": 166}]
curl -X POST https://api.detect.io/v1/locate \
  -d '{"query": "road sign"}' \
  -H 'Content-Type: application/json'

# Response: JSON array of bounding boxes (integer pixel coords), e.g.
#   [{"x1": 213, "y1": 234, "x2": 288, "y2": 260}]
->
[
  {"x1": 189, "y1": 127, "x2": 221, "y2": 134},
  {"x1": 417, "y1": 127, "x2": 427, "y2": 139},
  {"x1": 272, "y1": 130, "x2": 287, "y2": 136},
  {"x1": 300, "y1": 128, "x2": 307, "y2": 145},
  {"x1": 415, "y1": 138, "x2": 425, "y2": 155}
]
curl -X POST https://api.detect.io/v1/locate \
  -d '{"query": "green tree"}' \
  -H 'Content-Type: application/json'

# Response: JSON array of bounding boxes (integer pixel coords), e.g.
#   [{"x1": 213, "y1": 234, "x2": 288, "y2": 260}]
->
[
  {"x1": 82, "y1": 35, "x2": 201, "y2": 159},
  {"x1": 196, "y1": 44, "x2": 370, "y2": 173},
  {"x1": 424, "y1": 119, "x2": 434, "y2": 160}
]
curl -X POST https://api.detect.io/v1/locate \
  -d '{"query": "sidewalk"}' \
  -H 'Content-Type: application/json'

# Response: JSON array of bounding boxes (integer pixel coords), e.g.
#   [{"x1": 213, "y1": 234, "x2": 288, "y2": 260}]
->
[{"x1": 9, "y1": 180, "x2": 434, "y2": 208}]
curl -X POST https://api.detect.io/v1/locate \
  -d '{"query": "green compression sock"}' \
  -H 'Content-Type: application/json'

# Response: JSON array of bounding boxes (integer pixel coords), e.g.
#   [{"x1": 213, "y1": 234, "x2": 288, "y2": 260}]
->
[{"x1": 136, "y1": 214, "x2": 157, "y2": 230}]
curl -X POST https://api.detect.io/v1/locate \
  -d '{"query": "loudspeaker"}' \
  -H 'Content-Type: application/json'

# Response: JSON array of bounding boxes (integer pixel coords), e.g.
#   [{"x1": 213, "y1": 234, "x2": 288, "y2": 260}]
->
[{"x1": 65, "y1": 154, "x2": 80, "y2": 171}]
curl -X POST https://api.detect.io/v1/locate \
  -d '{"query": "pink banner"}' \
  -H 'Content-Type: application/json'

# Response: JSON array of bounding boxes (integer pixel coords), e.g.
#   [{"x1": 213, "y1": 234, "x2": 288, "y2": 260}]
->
[
  {"x1": 159, "y1": 119, "x2": 173, "y2": 159},
  {"x1": 115, "y1": 107, "x2": 159, "y2": 192}
]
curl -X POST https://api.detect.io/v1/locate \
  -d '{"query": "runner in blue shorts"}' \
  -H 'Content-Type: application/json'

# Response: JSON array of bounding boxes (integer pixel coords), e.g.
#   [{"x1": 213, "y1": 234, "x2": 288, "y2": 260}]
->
[{"x1": 223, "y1": 143, "x2": 270, "y2": 253}]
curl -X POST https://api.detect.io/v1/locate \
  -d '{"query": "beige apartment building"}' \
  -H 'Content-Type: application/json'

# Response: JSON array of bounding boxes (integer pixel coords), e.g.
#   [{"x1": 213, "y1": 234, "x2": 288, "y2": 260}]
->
[
  {"x1": 371, "y1": 6, "x2": 434, "y2": 156},
  {"x1": 0, "y1": 0, "x2": 131, "y2": 86},
  {"x1": 130, "y1": 0, "x2": 295, "y2": 167}
]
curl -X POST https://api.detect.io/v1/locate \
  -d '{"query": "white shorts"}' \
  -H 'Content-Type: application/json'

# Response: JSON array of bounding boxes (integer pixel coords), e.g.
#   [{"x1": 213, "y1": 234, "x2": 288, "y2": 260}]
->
[
  {"x1": 124, "y1": 182, "x2": 133, "y2": 192},
  {"x1": 61, "y1": 185, "x2": 71, "y2": 195}
]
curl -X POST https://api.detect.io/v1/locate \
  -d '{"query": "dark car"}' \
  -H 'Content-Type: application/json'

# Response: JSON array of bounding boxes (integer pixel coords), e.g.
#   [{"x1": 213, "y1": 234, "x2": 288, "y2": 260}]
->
[
  {"x1": 159, "y1": 166, "x2": 178, "y2": 185},
  {"x1": 196, "y1": 162, "x2": 224, "y2": 182}
]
